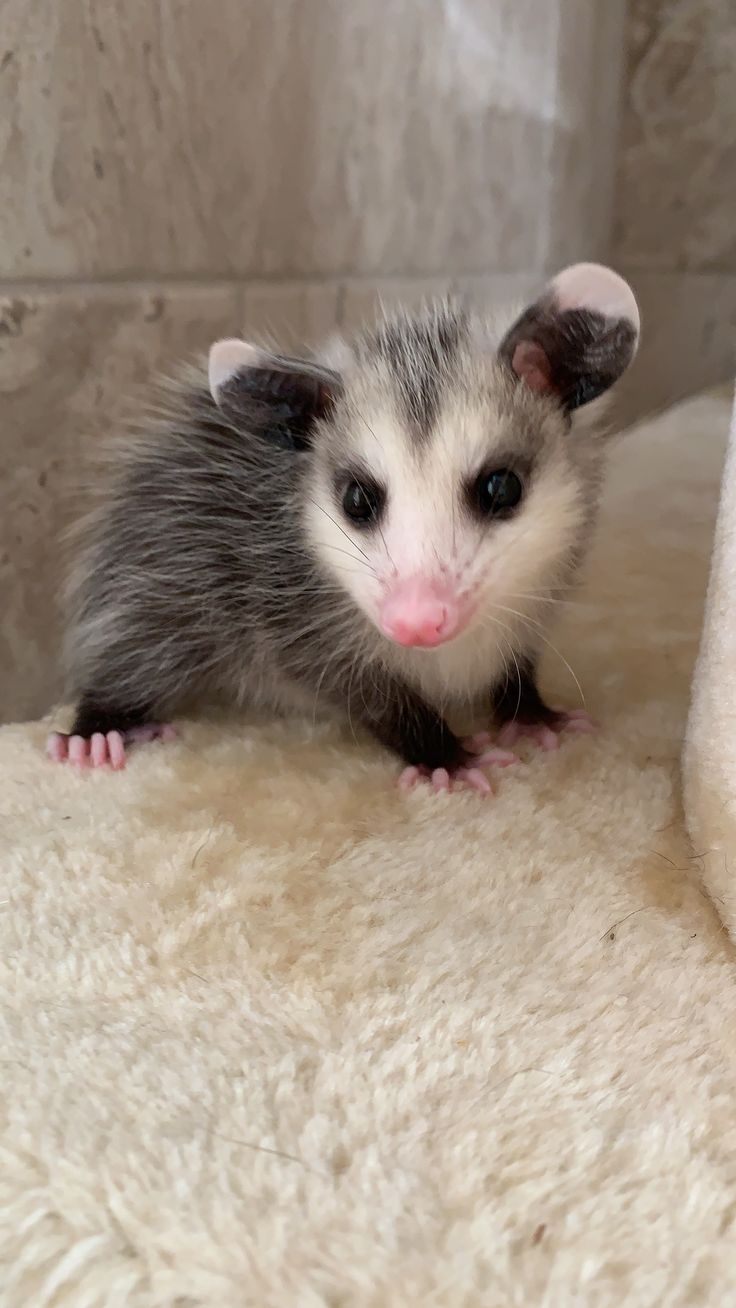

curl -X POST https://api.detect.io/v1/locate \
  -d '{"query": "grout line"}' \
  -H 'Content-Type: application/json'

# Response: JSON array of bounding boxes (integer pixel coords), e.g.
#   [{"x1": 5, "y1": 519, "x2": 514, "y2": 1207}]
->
[
  {"x1": 0, "y1": 269, "x2": 555, "y2": 296},
  {"x1": 1, "y1": 270, "x2": 733, "y2": 305}
]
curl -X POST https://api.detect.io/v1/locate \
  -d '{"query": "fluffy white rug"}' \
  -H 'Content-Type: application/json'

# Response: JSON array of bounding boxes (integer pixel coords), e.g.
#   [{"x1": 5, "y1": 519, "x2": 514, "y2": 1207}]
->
[{"x1": 1, "y1": 389, "x2": 734, "y2": 1308}]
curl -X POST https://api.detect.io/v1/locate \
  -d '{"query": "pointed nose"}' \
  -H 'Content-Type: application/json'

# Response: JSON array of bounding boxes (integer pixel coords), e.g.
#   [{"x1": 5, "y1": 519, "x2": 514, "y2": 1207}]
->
[{"x1": 379, "y1": 579, "x2": 463, "y2": 648}]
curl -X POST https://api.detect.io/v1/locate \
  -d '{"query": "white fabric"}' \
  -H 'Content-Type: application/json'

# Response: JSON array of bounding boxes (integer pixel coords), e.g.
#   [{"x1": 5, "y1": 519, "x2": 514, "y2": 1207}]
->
[{"x1": 684, "y1": 383, "x2": 736, "y2": 934}]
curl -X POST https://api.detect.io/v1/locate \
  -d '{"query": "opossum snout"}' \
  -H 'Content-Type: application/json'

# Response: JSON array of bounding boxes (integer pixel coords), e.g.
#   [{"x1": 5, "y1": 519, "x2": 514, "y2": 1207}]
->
[{"x1": 379, "y1": 578, "x2": 469, "y2": 648}]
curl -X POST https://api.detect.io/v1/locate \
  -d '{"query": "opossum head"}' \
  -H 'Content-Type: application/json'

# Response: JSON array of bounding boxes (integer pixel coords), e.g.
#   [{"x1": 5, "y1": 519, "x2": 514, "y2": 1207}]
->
[{"x1": 209, "y1": 264, "x2": 639, "y2": 687}]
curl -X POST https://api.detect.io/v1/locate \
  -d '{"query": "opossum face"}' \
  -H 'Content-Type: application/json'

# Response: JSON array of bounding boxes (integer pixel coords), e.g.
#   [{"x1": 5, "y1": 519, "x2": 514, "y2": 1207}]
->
[
  {"x1": 309, "y1": 377, "x2": 581, "y2": 656},
  {"x1": 209, "y1": 264, "x2": 639, "y2": 672}
]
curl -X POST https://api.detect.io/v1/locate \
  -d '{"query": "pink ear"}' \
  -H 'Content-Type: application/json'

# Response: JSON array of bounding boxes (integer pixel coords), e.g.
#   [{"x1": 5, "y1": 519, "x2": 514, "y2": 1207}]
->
[
  {"x1": 550, "y1": 263, "x2": 640, "y2": 331},
  {"x1": 511, "y1": 341, "x2": 552, "y2": 394},
  {"x1": 499, "y1": 263, "x2": 640, "y2": 411},
  {"x1": 208, "y1": 339, "x2": 262, "y2": 403}
]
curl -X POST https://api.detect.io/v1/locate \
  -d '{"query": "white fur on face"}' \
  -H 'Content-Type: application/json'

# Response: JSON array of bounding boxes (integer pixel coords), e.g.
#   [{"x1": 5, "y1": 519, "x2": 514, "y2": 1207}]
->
[{"x1": 306, "y1": 393, "x2": 588, "y2": 705}]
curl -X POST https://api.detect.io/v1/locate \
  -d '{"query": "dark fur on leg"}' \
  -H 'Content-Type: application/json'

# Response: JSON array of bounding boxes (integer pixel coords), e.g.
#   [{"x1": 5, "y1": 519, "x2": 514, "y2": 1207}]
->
[
  {"x1": 349, "y1": 671, "x2": 468, "y2": 770},
  {"x1": 71, "y1": 694, "x2": 154, "y2": 738},
  {"x1": 492, "y1": 659, "x2": 560, "y2": 728}
]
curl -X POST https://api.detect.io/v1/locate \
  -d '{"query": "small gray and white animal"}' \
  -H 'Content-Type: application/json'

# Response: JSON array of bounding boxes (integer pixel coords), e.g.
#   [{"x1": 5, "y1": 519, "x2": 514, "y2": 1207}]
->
[{"x1": 48, "y1": 263, "x2": 640, "y2": 792}]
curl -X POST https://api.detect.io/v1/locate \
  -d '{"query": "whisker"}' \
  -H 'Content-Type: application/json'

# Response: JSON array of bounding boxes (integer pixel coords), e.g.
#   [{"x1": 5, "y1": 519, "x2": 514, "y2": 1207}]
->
[
  {"x1": 353, "y1": 471, "x2": 397, "y2": 575},
  {"x1": 329, "y1": 565, "x2": 380, "y2": 577},
  {"x1": 319, "y1": 543, "x2": 378, "y2": 574},
  {"x1": 377, "y1": 521, "x2": 396, "y2": 574},
  {"x1": 307, "y1": 498, "x2": 373, "y2": 564},
  {"x1": 508, "y1": 592, "x2": 592, "y2": 611},
  {"x1": 345, "y1": 653, "x2": 359, "y2": 745},
  {"x1": 311, "y1": 644, "x2": 346, "y2": 727},
  {"x1": 492, "y1": 603, "x2": 586, "y2": 708},
  {"x1": 352, "y1": 402, "x2": 385, "y2": 455},
  {"x1": 481, "y1": 613, "x2": 522, "y2": 720},
  {"x1": 347, "y1": 402, "x2": 400, "y2": 575}
]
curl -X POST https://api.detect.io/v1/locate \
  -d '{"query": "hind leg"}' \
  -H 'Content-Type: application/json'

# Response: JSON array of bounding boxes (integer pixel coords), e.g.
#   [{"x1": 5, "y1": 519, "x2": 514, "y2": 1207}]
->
[{"x1": 47, "y1": 696, "x2": 177, "y2": 769}]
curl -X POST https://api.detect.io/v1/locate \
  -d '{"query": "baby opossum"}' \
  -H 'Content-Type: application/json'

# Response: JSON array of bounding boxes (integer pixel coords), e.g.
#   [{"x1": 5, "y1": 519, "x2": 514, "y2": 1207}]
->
[{"x1": 48, "y1": 263, "x2": 640, "y2": 792}]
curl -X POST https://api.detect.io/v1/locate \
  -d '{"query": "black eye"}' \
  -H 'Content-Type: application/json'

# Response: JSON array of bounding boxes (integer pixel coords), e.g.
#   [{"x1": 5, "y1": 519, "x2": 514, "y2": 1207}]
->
[
  {"x1": 473, "y1": 468, "x2": 523, "y2": 517},
  {"x1": 342, "y1": 478, "x2": 383, "y2": 524}
]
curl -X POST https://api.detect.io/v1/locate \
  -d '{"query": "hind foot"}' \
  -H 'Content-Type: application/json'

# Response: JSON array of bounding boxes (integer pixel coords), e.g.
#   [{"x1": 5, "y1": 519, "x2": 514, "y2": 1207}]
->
[
  {"x1": 496, "y1": 708, "x2": 596, "y2": 752},
  {"x1": 46, "y1": 723, "x2": 177, "y2": 769}
]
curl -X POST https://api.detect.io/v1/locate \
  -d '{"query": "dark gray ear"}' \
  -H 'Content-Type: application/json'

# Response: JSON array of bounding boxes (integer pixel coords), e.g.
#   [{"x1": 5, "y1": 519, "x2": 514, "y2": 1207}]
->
[
  {"x1": 498, "y1": 264, "x2": 640, "y2": 411},
  {"x1": 208, "y1": 339, "x2": 341, "y2": 449}
]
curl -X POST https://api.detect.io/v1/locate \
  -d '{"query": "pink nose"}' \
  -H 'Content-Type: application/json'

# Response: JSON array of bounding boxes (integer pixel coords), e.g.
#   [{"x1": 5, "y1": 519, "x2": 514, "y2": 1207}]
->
[{"x1": 380, "y1": 579, "x2": 463, "y2": 648}]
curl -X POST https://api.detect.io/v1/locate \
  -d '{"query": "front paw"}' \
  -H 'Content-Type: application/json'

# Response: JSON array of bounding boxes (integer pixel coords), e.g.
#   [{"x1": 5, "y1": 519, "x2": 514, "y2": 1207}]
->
[
  {"x1": 496, "y1": 708, "x2": 595, "y2": 752},
  {"x1": 398, "y1": 743, "x2": 518, "y2": 796},
  {"x1": 46, "y1": 722, "x2": 177, "y2": 769}
]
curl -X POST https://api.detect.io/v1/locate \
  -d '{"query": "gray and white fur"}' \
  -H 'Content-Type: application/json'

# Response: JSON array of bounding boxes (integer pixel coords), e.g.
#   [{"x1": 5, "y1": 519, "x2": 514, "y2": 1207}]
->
[{"x1": 57, "y1": 263, "x2": 640, "y2": 776}]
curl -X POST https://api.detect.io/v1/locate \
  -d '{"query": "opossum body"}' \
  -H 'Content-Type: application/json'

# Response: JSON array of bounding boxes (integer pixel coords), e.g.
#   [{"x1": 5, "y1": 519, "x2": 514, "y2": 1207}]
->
[{"x1": 51, "y1": 263, "x2": 640, "y2": 790}]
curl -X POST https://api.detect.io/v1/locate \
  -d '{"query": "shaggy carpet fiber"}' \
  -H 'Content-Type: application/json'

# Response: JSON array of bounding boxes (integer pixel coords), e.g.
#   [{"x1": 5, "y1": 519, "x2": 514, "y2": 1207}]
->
[{"x1": 1, "y1": 388, "x2": 734, "y2": 1307}]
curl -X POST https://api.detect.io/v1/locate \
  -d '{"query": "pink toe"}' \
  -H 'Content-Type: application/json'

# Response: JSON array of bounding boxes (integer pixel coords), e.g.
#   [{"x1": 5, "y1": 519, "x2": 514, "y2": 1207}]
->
[
  {"x1": 90, "y1": 732, "x2": 108, "y2": 767},
  {"x1": 125, "y1": 724, "x2": 157, "y2": 744},
  {"x1": 464, "y1": 732, "x2": 491, "y2": 754},
  {"x1": 538, "y1": 726, "x2": 559, "y2": 751},
  {"x1": 475, "y1": 747, "x2": 518, "y2": 769},
  {"x1": 46, "y1": 732, "x2": 68, "y2": 762},
  {"x1": 431, "y1": 768, "x2": 450, "y2": 792},
  {"x1": 68, "y1": 735, "x2": 89, "y2": 767},
  {"x1": 497, "y1": 723, "x2": 520, "y2": 748},
  {"x1": 565, "y1": 717, "x2": 596, "y2": 734},
  {"x1": 124, "y1": 721, "x2": 178, "y2": 745},
  {"x1": 107, "y1": 731, "x2": 126, "y2": 770},
  {"x1": 399, "y1": 765, "x2": 420, "y2": 790},
  {"x1": 462, "y1": 767, "x2": 492, "y2": 795}
]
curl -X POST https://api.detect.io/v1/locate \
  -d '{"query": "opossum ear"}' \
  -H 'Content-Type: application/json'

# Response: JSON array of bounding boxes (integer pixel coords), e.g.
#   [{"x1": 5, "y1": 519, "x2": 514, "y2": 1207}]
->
[
  {"x1": 208, "y1": 339, "x2": 341, "y2": 448},
  {"x1": 498, "y1": 264, "x2": 640, "y2": 411}
]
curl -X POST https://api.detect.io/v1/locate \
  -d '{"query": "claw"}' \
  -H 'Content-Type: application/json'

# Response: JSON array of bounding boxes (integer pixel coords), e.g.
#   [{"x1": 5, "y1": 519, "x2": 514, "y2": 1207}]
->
[
  {"x1": 397, "y1": 761, "x2": 494, "y2": 796},
  {"x1": 562, "y1": 716, "x2": 596, "y2": 734},
  {"x1": 462, "y1": 734, "x2": 519, "y2": 769},
  {"x1": 46, "y1": 732, "x2": 68, "y2": 763},
  {"x1": 399, "y1": 765, "x2": 422, "y2": 790},
  {"x1": 431, "y1": 767, "x2": 451, "y2": 792},
  {"x1": 90, "y1": 732, "x2": 107, "y2": 767},
  {"x1": 457, "y1": 766, "x2": 492, "y2": 795},
  {"x1": 68, "y1": 734, "x2": 89, "y2": 767},
  {"x1": 107, "y1": 730, "x2": 126, "y2": 770}
]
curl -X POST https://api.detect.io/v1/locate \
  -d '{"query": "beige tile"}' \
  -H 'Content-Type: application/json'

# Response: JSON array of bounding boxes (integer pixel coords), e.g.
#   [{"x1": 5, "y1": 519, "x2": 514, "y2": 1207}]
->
[
  {"x1": 340, "y1": 279, "x2": 454, "y2": 333},
  {"x1": 242, "y1": 283, "x2": 340, "y2": 352},
  {"x1": 451, "y1": 272, "x2": 541, "y2": 318},
  {"x1": 614, "y1": 0, "x2": 736, "y2": 272},
  {"x1": 542, "y1": 0, "x2": 628, "y2": 268},
  {"x1": 0, "y1": 285, "x2": 241, "y2": 722},
  {"x1": 612, "y1": 272, "x2": 736, "y2": 428},
  {"x1": 341, "y1": 273, "x2": 545, "y2": 340},
  {"x1": 0, "y1": 0, "x2": 558, "y2": 279}
]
